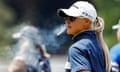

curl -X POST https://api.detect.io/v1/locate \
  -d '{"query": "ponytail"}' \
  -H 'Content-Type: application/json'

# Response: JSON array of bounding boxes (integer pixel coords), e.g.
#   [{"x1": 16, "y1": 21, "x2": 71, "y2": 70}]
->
[{"x1": 92, "y1": 17, "x2": 111, "y2": 72}]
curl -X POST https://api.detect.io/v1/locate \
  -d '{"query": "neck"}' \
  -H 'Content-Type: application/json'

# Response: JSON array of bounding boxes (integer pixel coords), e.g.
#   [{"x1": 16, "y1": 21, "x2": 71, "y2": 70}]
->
[{"x1": 73, "y1": 28, "x2": 93, "y2": 36}]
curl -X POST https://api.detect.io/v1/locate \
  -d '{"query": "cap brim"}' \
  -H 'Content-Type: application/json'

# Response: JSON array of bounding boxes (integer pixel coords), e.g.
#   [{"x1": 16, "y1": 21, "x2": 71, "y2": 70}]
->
[
  {"x1": 112, "y1": 24, "x2": 120, "y2": 30},
  {"x1": 57, "y1": 8, "x2": 80, "y2": 17},
  {"x1": 57, "y1": 9, "x2": 68, "y2": 17}
]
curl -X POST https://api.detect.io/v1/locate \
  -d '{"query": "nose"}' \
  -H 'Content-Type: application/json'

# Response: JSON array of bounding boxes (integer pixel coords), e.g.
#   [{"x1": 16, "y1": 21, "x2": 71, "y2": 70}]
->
[{"x1": 65, "y1": 20, "x2": 71, "y2": 25}]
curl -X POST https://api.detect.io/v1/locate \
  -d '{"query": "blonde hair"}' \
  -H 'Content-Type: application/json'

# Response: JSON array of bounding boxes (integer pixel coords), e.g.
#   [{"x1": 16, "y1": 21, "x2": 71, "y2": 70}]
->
[{"x1": 91, "y1": 17, "x2": 111, "y2": 72}]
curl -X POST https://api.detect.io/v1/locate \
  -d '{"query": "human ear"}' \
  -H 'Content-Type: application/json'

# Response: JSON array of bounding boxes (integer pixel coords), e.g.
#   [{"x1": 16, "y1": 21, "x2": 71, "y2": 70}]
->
[
  {"x1": 84, "y1": 18, "x2": 92, "y2": 25},
  {"x1": 83, "y1": 18, "x2": 91, "y2": 29}
]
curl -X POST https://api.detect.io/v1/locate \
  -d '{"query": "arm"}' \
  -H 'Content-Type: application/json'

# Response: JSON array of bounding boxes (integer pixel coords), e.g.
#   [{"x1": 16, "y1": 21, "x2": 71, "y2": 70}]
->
[{"x1": 8, "y1": 57, "x2": 27, "y2": 72}]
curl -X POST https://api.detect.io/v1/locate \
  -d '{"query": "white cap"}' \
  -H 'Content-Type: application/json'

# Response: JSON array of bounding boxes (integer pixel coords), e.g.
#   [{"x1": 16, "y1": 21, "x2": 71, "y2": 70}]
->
[
  {"x1": 112, "y1": 19, "x2": 120, "y2": 30},
  {"x1": 12, "y1": 25, "x2": 42, "y2": 45},
  {"x1": 12, "y1": 26, "x2": 39, "y2": 39},
  {"x1": 57, "y1": 1, "x2": 97, "y2": 22}
]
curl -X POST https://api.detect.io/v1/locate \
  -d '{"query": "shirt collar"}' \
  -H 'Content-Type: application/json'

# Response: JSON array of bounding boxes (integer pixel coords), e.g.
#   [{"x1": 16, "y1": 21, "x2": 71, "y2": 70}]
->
[{"x1": 72, "y1": 30, "x2": 96, "y2": 42}]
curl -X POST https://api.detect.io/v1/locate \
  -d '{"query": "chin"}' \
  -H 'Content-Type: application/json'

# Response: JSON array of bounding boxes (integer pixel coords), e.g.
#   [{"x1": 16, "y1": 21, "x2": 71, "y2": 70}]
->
[{"x1": 67, "y1": 31, "x2": 74, "y2": 35}]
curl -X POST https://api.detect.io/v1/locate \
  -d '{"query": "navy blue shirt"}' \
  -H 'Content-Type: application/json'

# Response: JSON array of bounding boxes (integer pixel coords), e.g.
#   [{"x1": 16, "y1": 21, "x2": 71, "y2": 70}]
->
[{"x1": 65, "y1": 30, "x2": 106, "y2": 72}]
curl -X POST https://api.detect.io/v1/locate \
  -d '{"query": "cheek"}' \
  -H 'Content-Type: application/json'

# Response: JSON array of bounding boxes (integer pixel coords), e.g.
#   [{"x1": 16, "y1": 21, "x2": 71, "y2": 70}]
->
[
  {"x1": 73, "y1": 22, "x2": 83, "y2": 31},
  {"x1": 70, "y1": 23, "x2": 83, "y2": 34},
  {"x1": 65, "y1": 20, "x2": 84, "y2": 34}
]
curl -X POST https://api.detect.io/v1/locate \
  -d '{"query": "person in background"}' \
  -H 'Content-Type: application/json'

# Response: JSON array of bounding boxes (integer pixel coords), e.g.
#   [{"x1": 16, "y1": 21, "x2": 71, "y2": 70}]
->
[
  {"x1": 110, "y1": 19, "x2": 120, "y2": 72},
  {"x1": 8, "y1": 24, "x2": 51, "y2": 72},
  {"x1": 8, "y1": 57, "x2": 27, "y2": 72},
  {"x1": 57, "y1": 1, "x2": 111, "y2": 72}
]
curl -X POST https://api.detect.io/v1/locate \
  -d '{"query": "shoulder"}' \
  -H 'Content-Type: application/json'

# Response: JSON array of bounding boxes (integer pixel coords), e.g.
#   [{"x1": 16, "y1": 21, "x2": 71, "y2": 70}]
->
[
  {"x1": 71, "y1": 39, "x2": 92, "y2": 50},
  {"x1": 69, "y1": 39, "x2": 92, "y2": 56},
  {"x1": 110, "y1": 43, "x2": 120, "y2": 52},
  {"x1": 111, "y1": 43, "x2": 120, "y2": 48}
]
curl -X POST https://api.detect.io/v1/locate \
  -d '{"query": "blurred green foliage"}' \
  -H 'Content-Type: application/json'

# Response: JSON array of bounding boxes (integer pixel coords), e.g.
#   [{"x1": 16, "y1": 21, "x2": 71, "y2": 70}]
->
[
  {"x1": 94, "y1": 0, "x2": 120, "y2": 48},
  {"x1": 0, "y1": 0, "x2": 15, "y2": 47},
  {"x1": 0, "y1": 0, "x2": 119, "y2": 49}
]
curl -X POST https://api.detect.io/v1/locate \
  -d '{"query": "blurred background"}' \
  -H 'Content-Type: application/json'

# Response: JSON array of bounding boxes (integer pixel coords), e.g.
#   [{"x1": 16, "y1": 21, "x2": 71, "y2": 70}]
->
[{"x1": 0, "y1": 0, "x2": 120, "y2": 72}]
